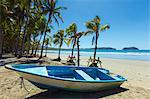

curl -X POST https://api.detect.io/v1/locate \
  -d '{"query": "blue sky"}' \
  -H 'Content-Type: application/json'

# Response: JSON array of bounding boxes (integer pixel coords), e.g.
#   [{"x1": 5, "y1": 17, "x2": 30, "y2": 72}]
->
[{"x1": 51, "y1": 0, "x2": 149, "y2": 50}]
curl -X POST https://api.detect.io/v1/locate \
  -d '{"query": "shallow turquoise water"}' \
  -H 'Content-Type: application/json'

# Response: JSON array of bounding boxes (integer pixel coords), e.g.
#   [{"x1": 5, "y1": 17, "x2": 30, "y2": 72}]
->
[{"x1": 42, "y1": 49, "x2": 150, "y2": 61}]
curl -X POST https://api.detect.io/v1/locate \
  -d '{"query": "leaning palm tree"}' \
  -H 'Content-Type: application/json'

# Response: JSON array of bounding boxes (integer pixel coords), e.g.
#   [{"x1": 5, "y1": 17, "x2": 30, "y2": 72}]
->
[
  {"x1": 85, "y1": 16, "x2": 110, "y2": 67},
  {"x1": 53, "y1": 30, "x2": 68, "y2": 61},
  {"x1": 66, "y1": 23, "x2": 77, "y2": 57},
  {"x1": 39, "y1": 0, "x2": 66, "y2": 59},
  {"x1": 33, "y1": 15, "x2": 47, "y2": 56},
  {"x1": 70, "y1": 32, "x2": 85, "y2": 66}
]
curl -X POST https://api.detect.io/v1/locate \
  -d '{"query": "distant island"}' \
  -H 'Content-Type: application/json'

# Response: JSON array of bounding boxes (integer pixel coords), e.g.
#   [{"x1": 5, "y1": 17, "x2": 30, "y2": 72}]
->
[
  {"x1": 44, "y1": 47, "x2": 117, "y2": 50},
  {"x1": 44, "y1": 47, "x2": 140, "y2": 51},
  {"x1": 97, "y1": 47, "x2": 116, "y2": 50},
  {"x1": 79, "y1": 47, "x2": 116, "y2": 50},
  {"x1": 122, "y1": 47, "x2": 139, "y2": 50}
]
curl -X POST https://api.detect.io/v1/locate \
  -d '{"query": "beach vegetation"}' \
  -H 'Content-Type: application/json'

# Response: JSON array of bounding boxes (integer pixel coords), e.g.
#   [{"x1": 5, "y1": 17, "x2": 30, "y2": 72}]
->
[{"x1": 0, "y1": 0, "x2": 66, "y2": 59}]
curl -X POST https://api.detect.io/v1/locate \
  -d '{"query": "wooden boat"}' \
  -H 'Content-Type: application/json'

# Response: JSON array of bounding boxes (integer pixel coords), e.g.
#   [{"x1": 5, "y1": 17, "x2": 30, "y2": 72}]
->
[{"x1": 5, "y1": 64, "x2": 127, "y2": 92}]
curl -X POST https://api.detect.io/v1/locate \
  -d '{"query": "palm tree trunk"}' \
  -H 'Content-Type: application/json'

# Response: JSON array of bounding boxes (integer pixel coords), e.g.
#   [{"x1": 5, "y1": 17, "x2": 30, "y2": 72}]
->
[
  {"x1": 58, "y1": 41, "x2": 63, "y2": 59},
  {"x1": 15, "y1": 26, "x2": 21, "y2": 57},
  {"x1": 39, "y1": 8, "x2": 52, "y2": 59},
  {"x1": 71, "y1": 45, "x2": 74, "y2": 56},
  {"x1": 19, "y1": 29, "x2": 26, "y2": 57},
  {"x1": 39, "y1": 31, "x2": 46, "y2": 59},
  {"x1": 34, "y1": 44, "x2": 38, "y2": 56},
  {"x1": 45, "y1": 47, "x2": 47, "y2": 57},
  {"x1": 27, "y1": 34, "x2": 31, "y2": 54},
  {"x1": 31, "y1": 44, "x2": 34, "y2": 55},
  {"x1": 94, "y1": 31, "x2": 98, "y2": 60},
  {"x1": 34, "y1": 31, "x2": 43, "y2": 56},
  {"x1": 38, "y1": 32, "x2": 43, "y2": 43},
  {"x1": 77, "y1": 38, "x2": 80, "y2": 66},
  {"x1": 31, "y1": 35, "x2": 36, "y2": 55},
  {"x1": 58, "y1": 47, "x2": 61, "y2": 58},
  {"x1": 19, "y1": 17, "x2": 28, "y2": 58},
  {"x1": 71, "y1": 39, "x2": 76, "y2": 57},
  {"x1": 0, "y1": 27, "x2": 3, "y2": 59},
  {"x1": 15, "y1": 33, "x2": 19, "y2": 57}
]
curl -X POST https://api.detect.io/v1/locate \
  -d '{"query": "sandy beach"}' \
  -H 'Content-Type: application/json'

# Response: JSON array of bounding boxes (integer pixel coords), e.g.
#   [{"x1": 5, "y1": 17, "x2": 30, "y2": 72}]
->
[{"x1": 0, "y1": 54, "x2": 150, "y2": 99}]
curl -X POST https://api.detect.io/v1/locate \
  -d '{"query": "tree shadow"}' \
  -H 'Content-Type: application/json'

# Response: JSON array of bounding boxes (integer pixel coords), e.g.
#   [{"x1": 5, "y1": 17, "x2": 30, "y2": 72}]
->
[
  {"x1": 18, "y1": 59, "x2": 45, "y2": 64},
  {"x1": 1, "y1": 54, "x2": 14, "y2": 59},
  {"x1": 1, "y1": 56, "x2": 14, "y2": 59},
  {"x1": 26, "y1": 87, "x2": 128, "y2": 99}
]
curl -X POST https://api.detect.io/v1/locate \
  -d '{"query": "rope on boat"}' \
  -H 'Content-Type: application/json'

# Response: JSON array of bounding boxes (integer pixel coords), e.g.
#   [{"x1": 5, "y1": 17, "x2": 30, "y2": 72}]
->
[
  {"x1": 0, "y1": 70, "x2": 30, "y2": 94},
  {"x1": 20, "y1": 77, "x2": 30, "y2": 94}
]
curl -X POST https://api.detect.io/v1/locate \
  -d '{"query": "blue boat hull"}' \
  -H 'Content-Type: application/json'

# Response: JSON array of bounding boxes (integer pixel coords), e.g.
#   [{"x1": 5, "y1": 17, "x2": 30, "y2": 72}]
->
[{"x1": 5, "y1": 64, "x2": 127, "y2": 92}]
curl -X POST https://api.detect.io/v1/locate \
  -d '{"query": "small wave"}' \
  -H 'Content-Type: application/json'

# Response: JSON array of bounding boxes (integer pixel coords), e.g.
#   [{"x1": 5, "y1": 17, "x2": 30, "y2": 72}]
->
[
  {"x1": 95, "y1": 52, "x2": 150, "y2": 56},
  {"x1": 46, "y1": 50, "x2": 150, "y2": 56}
]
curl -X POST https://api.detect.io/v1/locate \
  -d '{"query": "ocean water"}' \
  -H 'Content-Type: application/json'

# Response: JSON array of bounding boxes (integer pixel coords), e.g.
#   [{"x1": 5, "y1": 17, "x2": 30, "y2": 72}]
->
[{"x1": 45, "y1": 49, "x2": 150, "y2": 61}]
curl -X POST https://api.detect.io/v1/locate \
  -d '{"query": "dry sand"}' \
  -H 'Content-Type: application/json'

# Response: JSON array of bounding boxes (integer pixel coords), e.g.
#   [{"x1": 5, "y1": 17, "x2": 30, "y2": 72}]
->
[{"x1": 0, "y1": 54, "x2": 150, "y2": 99}]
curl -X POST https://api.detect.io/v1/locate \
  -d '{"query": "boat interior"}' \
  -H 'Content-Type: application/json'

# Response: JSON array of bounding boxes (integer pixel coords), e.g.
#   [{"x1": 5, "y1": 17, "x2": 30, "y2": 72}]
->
[
  {"x1": 11, "y1": 64, "x2": 125, "y2": 81},
  {"x1": 46, "y1": 66, "x2": 117, "y2": 81}
]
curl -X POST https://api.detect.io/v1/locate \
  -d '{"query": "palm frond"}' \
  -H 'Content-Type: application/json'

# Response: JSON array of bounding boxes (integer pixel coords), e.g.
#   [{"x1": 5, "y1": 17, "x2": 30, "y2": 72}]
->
[
  {"x1": 86, "y1": 22, "x2": 95, "y2": 31},
  {"x1": 53, "y1": 29, "x2": 65, "y2": 47},
  {"x1": 55, "y1": 11, "x2": 64, "y2": 23},
  {"x1": 100, "y1": 24, "x2": 110, "y2": 31},
  {"x1": 64, "y1": 38, "x2": 71, "y2": 46},
  {"x1": 53, "y1": 38, "x2": 59, "y2": 45},
  {"x1": 92, "y1": 36, "x2": 95, "y2": 45},
  {"x1": 53, "y1": 14, "x2": 59, "y2": 26},
  {"x1": 55, "y1": 6, "x2": 67, "y2": 11},
  {"x1": 66, "y1": 23, "x2": 77, "y2": 36},
  {"x1": 84, "y1": 30, "x2": 94, "y2": 36}
]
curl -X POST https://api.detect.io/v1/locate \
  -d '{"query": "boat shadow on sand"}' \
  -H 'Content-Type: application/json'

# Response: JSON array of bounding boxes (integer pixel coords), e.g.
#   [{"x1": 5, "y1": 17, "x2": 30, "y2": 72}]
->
[{"x1": 26, "y1": 87, "x2": 128, "y2": 99}]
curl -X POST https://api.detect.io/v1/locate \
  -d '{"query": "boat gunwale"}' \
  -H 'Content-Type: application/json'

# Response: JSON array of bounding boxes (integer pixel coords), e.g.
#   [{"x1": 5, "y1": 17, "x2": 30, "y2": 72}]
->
[{"x1": 5, "y1": 64, "x2": 127, "y2": 83}]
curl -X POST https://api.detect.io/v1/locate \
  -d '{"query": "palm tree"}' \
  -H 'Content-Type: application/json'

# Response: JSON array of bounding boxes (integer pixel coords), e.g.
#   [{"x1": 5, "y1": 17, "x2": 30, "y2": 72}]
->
[
  {"x1": 0, "y1": 0, "x2": 14, "y2": 58},
  {"x1": 0, "y1": 0, "x2": 66, "y2": 59},
  {"x1": 39, "y1": 0, "x2": 66, "y2": 59},
  {"x1": 18, "y1": 0, "x2": 32, "y2": 58},
  {"x1": 11, "y1": 1, "x2": 27, "y2": 57},
  {"x1": 33, "y1": 15, "x2": 47, "y2": 56},
  {"x1": 53, "y1": 30, "x2": 68, "y2": 61},
  {"x1": 0, "y1": 28, "x2": 3, "y2": 59},
  {"x1": 70, "y1": 32, "x2": 85, "y2": 66},
  {"x1": 66, "y1": 23, "x2": 87, "y2": 66},
  {"x1": 66, "y1": 23, "x2": 78, "y2": 57},
  {"x1": 30, "y1": 30, "x2": 39, "y2": 55},
  {"x1": 86, "y1": 16, "x2": 110, "y2": 66},
  {"x1": 33, "y1": 40, "x2": 40, "y2": 57},
  {"x1": 44, "y1": 36, "x2": 52, "y2": 57}
]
